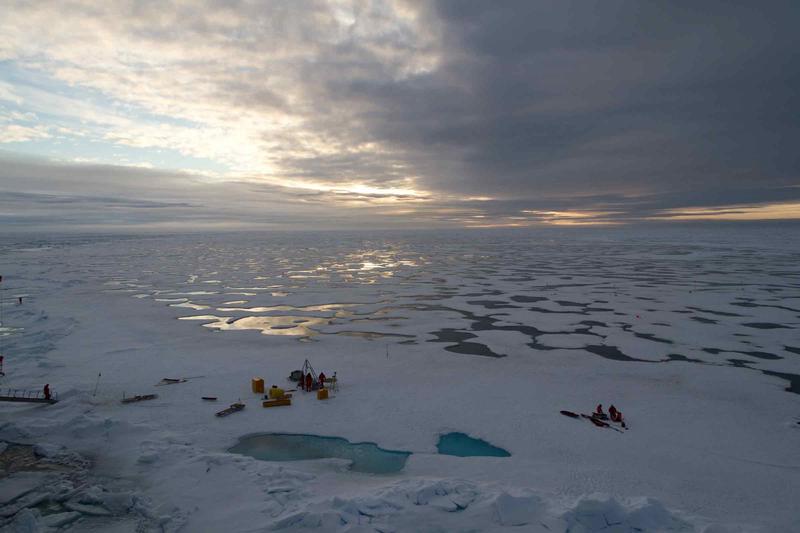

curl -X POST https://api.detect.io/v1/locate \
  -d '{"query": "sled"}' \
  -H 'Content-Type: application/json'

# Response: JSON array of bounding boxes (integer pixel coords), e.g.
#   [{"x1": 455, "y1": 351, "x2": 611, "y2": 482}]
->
[
  {"x1": 156, "y1": 378, "x2": 188, "y2": 386},
  {"x1": 216, "y1": 402, "x2": 245, "y2": 417},
  {"x1": 121, "y1": 394, "x2": 158, "y2": 404},
  {"x1": 581, "y1": 414, "x2": 624, "y2": 433}
]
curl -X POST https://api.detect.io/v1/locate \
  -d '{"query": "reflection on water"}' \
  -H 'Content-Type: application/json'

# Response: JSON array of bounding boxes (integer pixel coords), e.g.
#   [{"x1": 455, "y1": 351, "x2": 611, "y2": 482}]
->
[
  {"x1": 92, "y1": 230, "x2": 800, "y2": 395},
  {"x1": 202, "y1": 315, "x2": 332, "y2": 337},
  {"x1": 178, "y1": 315, "x2": 231, "y2": 322},
  {"x1": 216, "y1": 303, "x2": 360, "y2": 313},
  {"x1": 170, "y1": 301, "x2": 210, "y2": 310}
]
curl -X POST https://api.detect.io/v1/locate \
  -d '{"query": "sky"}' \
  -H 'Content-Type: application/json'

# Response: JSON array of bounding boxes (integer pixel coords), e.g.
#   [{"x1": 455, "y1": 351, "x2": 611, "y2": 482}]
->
[{"x1": 1, "y1": 0, "x2": 799, "y2": 231}]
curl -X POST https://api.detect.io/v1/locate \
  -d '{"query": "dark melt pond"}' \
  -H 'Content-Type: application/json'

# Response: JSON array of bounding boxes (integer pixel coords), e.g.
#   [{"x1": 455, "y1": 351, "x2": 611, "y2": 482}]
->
[
  {"x1": 229, "y1": 433, "x2": 411, "y2": 474},
  {"x1": 436, "y1": 432, "x2": 511, "y2": 457}
]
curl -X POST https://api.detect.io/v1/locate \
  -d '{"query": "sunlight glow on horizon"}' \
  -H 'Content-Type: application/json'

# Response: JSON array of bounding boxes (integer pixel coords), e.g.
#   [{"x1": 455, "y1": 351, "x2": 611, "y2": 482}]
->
[
  {"x1": 651, "y1": 202, "x2": 800, "y2": 221},
  {"x1": 1, "y1": 1, "x2": 797, "y2": 230}
]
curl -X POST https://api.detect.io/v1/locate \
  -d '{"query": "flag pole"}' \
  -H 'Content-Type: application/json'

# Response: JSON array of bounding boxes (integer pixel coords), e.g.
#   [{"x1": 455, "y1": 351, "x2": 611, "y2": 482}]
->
[{"x1": 93, "y1": 372, "x2": 102, "y2": 397}]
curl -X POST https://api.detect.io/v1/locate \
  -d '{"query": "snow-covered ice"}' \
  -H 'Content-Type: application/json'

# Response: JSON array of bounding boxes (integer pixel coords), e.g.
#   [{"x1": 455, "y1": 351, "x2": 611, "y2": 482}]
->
[{"x1": 0, "y1": 227, "x2": 798, "y2": 531}]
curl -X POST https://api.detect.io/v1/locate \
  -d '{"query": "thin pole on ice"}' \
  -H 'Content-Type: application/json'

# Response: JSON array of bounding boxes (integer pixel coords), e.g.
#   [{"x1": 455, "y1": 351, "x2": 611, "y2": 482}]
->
[
  {"x1": 0, "y1": 276, "x2": 4, "y2": 358},
  {"x1": 0, "y1": 276, "x2": 5, "y2": 377}
]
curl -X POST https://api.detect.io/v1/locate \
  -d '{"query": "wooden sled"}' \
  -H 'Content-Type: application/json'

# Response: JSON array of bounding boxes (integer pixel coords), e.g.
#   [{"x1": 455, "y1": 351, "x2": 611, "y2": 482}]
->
[
  {"x1": 156, "y1": 378, "x2": 187, "y2": 386},
  {"x1": 216, "y1": 402, "x2": 245, "y2": 417},
  {"x1": 121, "y1": 394, "x2": 158, "y2": 404}
]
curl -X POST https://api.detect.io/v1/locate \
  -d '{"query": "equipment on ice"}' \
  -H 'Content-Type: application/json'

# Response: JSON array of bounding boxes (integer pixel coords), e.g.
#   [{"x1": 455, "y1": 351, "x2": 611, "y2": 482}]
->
[
  {"x1": 156, "y1": 376, "x2": 203, "y2": 386},
  {"x1": 560, "y1": 406, "x2": 628, "y2": 432},
  {"x1": 263, "y1": 398, "x2": 291, "y2": 408},
  {"x1": 296, "y1": 359, "x2": 320, "y2": 391},
  {"x1": 0, "y1": 387, "x2": 59, "y2": 404},
  {"x1": 293, "y1": 360, "x2": 336, "y2": 392},
  {"x1": 121, "y1": 394, "x2": 158, "y2": 404},
  {"x1": 216, "y1": 402, "x2": 245, "y2": 417}
]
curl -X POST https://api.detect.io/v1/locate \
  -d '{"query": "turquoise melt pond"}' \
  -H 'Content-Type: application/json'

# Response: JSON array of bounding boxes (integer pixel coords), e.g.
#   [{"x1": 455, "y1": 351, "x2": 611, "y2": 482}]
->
[
  {"x1": 229, "y1": 433, "x2": 411, "y2": 474},
  {"x1": 436, "y1": 432, "x2": 511, "y2": 457}
]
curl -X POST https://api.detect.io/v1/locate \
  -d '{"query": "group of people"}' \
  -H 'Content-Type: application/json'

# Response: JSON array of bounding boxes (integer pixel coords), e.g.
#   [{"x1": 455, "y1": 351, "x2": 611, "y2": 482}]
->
[
  {"x1": 594, "y1": 403, "x2": 624, "y2": 425},
  {"x1": 298, "y1": 371, "x2": 327, "y2": 391}
]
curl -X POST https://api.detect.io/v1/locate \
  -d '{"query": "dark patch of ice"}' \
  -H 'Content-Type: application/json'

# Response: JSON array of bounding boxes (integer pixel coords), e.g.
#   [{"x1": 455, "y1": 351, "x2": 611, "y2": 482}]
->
[
  {"x1": 703, "y1": 348, "x2": 782, "y2": 360},
  {"x1": 466, "y1": 300, "x2": 520, "y2": 310},
  {"x1": 584, "y1": 345, "x2": 654, "y2": 363},
  {"x1": 509, "y1": 295, "x2": 548, "y2": 303},
  {"x1": 691, "y1": 316, "x2": 717, "y2": 324},
  {"x1": 686, "y1": 306, "x2": 743, "y2": 317}
]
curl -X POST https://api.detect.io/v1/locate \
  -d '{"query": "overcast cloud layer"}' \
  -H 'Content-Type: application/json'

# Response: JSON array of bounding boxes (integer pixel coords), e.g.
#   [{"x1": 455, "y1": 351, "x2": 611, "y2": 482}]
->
[{"x1": 1, "y1": 0, "x2": 799, "y2": 230}]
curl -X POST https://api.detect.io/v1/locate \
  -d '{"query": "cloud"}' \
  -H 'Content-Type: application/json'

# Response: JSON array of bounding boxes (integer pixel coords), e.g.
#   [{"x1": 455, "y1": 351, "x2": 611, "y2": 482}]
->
[
  {"x1": 0, "y1": 153, "x2": 443, "y2": 230},
  {"x1": 0, "y1": 1, "x2": 798, "y2": 229},
  {"x1": 0, "y1": 124, "x2": 50, "y2": 143},
  {"x1": 321, "y1": 1, "x2": 800, "y2": 199}
]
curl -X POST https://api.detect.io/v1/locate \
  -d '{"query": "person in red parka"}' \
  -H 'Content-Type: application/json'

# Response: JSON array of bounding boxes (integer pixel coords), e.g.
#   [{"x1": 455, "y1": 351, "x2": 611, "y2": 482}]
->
[
  {"x1": 318, "y1": 372, "x2": 326, "y2": 387},
  {"x1": 305, "y1": 373, "x2": 313, "y2": 392},
  {"x1": 43, "y1": 384, "x2": 51, "y2": 400}
]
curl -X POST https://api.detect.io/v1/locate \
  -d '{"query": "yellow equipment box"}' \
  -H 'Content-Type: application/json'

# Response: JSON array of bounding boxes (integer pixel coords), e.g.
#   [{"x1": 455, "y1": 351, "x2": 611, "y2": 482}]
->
[{"x1": 263, "y1": 398, "x2": 291, "y2": 408}]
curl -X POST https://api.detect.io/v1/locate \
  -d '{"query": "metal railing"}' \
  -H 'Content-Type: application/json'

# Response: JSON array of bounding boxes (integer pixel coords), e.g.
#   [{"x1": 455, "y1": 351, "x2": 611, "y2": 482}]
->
[{"x1": 0, "y1": 388, "x2": 58, "y2": 402}]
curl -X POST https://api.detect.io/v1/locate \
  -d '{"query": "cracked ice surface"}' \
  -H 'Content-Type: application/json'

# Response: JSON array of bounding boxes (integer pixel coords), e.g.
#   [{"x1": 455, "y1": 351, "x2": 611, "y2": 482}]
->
[{"x1": 0, "y1": 226, "x2": 798, "y2": 531}]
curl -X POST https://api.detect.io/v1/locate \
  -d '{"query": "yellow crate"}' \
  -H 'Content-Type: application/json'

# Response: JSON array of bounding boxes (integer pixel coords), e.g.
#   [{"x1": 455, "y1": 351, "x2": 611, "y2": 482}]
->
[{"x1": 262, "y1": 398, "x2": 291, "y2": 408}]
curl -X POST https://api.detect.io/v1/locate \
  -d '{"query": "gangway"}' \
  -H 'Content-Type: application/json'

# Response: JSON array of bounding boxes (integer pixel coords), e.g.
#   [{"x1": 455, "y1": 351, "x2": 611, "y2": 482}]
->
[{"x1": 0, "y1": 388, "x2": 58, "y2": 404}]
